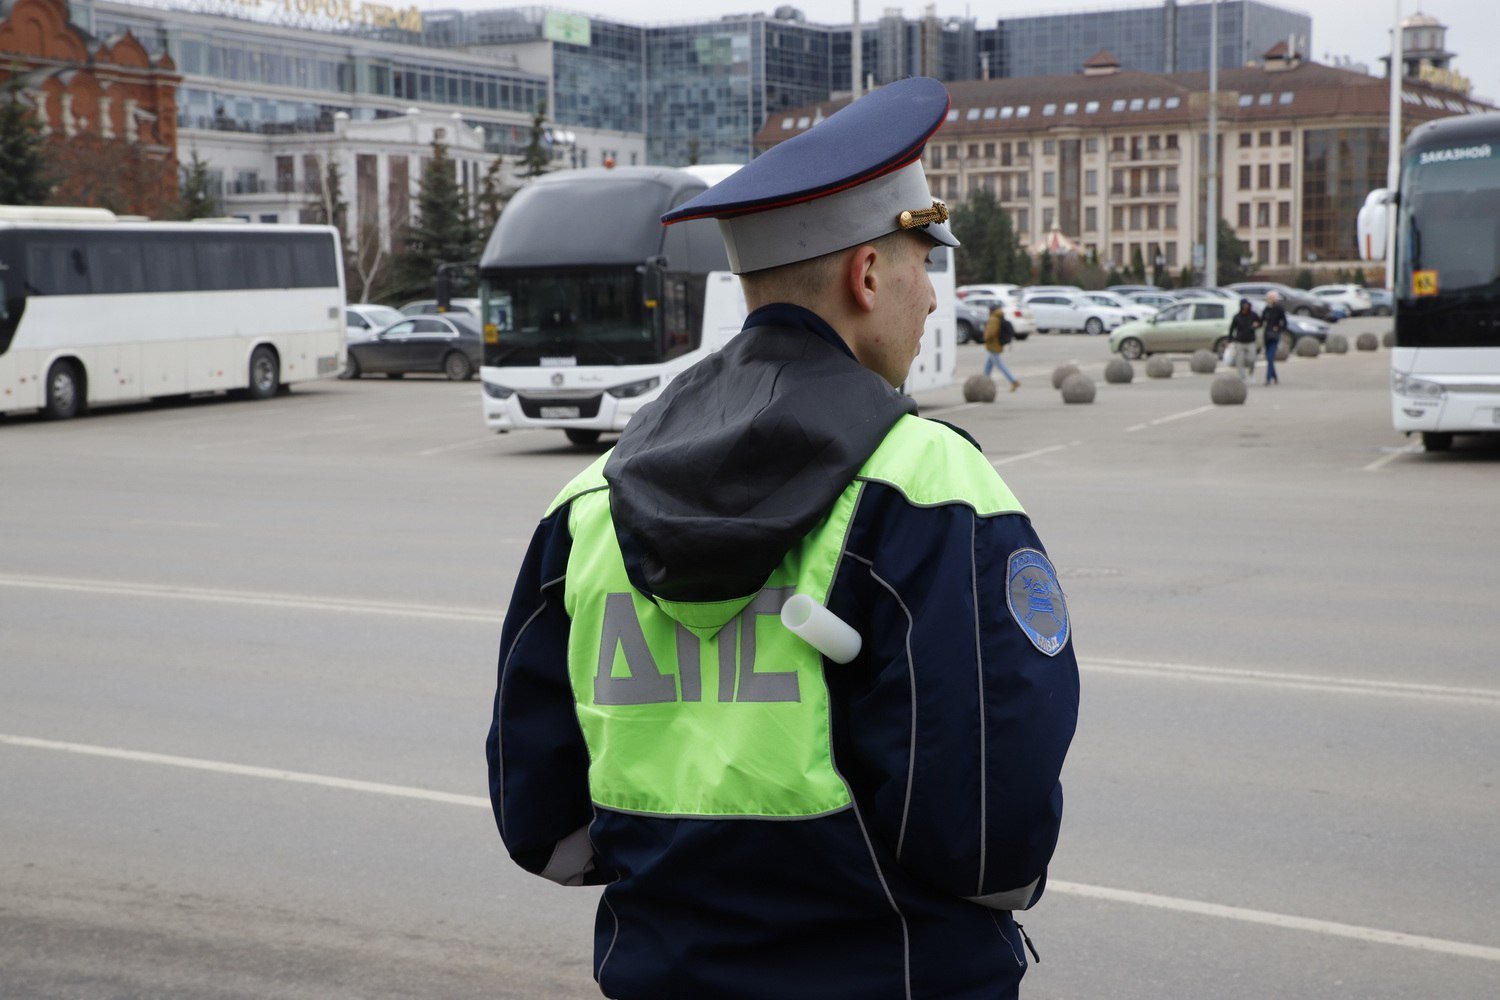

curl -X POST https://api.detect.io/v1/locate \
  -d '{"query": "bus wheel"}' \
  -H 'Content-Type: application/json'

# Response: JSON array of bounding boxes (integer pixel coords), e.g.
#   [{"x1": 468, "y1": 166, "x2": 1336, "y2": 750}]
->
[
  {"x1": 44, "y1": 360, "x2": 84, "y2": 420},
  {"x1": 1422, "y1": 432, "x2": 1454, "y2": 452},
  {"x1": 248, "y1": 346, "x2": 280, "y2": 399},
  {"x1": 443, "y1": 352, "x2": 474, "y2": 381},
  {"x1": 565, "y1": 429, "x2": 601, "y2": 446}
]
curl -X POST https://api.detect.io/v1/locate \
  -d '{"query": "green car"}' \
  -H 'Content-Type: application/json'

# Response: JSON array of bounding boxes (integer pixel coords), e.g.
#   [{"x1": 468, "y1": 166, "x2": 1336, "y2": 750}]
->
[{"x1": 1108, "y1": 297, "x2": 1234, "y2": 360}]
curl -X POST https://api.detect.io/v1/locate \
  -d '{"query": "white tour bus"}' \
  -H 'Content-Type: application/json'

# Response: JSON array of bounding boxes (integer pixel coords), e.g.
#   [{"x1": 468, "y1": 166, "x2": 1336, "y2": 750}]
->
[
  {"x1": 0, "y1": 207, "x2": 345, "y2": 420},
  {"x1": 476, "y1": 166, "x2": 956, "y2": 446},
  {"x1": 1357, "y1": 112, "x2": 1500, "y2": 451}
]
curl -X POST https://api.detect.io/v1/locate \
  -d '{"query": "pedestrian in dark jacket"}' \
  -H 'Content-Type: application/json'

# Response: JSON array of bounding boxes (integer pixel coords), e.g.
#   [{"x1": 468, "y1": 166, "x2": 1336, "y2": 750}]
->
[
  {"x1": 1260, "y1": 292, "x2": 1288, "y2": 385},
  {"x1": 1227, "y1": 299, "x2": 1261, "y2": 382}
]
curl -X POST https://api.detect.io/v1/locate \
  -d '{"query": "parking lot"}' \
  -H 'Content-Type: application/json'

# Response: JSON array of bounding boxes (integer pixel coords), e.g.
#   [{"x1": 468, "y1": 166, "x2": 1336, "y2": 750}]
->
[{"x1": 3, "y1": 316, "x2": 1499, "y2": 999}]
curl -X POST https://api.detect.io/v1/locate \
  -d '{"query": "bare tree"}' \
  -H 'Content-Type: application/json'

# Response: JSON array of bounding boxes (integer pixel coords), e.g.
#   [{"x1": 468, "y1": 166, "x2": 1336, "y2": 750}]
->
[{"x1": 348, "y1": 209, "x2": 390, "y2": 303}]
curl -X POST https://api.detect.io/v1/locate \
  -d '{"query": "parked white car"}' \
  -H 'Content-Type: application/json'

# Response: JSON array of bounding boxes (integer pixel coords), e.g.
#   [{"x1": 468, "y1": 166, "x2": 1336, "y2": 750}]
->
[
  {"x1": 956, "y1": 283, "x2": 1024, "y2": 301},
  {"x1": 964, "y1": 293, "x2": 1036, "y2": 340},
  {"x1": 345, "y1": 303, "x2": 405, "y2": 343},
  {"x1": 1309, "y1": 284, "x2": 1374, "y2": 317},
  {"x1": 1079, "y1": 290, "x2": 1155, "y2": 322},
  {"x1": 1023, "y1": 291, "x2": 1132, "y2": 335}
]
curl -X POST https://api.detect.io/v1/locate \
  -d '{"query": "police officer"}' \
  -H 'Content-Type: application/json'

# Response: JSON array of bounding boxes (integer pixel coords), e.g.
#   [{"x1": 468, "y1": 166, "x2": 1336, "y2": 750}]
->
[{"x1": 487, "y1": 77, "x2": 1079, "y2": 1000}]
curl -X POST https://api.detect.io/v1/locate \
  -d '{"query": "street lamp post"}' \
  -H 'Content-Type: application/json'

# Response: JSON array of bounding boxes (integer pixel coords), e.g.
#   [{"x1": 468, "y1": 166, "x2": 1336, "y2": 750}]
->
[
  {"x1": 1386, "y1": 0, "x2": 1402, "y2": 292},
  {"x1": 1205, "y1": 0, "x2": 1219, "y2": 288}
]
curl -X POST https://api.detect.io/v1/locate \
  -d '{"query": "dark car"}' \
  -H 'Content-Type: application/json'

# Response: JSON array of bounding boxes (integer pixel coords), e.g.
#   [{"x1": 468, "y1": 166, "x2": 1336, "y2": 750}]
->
[
  {"x1": 1226, "y1": 282, "x2": 1333, "y2": 320},
  {"x1": 342, "y1": 314, "x2": 482, "y2": 381}
]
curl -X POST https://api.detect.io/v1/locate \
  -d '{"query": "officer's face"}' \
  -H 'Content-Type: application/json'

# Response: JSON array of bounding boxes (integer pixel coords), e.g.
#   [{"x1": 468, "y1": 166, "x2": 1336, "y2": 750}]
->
[{"x1": 863, "y1": 234, "x2": 937, "y2": 387}]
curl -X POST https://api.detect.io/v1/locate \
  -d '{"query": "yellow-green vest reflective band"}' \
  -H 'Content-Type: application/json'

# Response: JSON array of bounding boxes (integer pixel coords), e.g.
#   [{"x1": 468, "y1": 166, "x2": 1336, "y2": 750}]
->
[{"x1": 552, "y1": 415, "x2": 1022, "y2": 818}]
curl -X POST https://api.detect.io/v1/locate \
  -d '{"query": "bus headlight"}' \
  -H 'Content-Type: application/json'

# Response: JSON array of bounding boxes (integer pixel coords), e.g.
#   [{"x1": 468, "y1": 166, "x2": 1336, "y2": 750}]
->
[
  {"x1": 607, "y1": 377, "x2": 660, "y2": 399},
  {"x1": 483, "y1": 381, "x2": 515, "y2": 399},
  {"x1": 1391, "y1": 372, "x2": 1443, "y2": 398}
]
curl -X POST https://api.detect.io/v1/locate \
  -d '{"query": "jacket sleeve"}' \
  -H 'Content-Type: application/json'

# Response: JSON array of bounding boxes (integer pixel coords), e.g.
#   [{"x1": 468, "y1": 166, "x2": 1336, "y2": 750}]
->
[
  {"x1": 486, "y1": 507, "x2": 606, "y2": 886},
  {"x1": 829, "y1": 495, "x2": 1080, "y2": 911}
]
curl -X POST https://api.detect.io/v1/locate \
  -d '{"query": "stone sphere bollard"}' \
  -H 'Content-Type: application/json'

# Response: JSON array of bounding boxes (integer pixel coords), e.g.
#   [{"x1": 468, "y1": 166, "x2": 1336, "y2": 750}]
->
[
  {"x1": 1060, "y1": 373, "x2": 1096, "y2": 403},
  {"x1": 1295, "y1": 336, "x2": 1322, "y2": 357},
  {"x1": 1051, "y1": 363, "x2": 1081, "y2": 389},
  {"x1": 1356, "y1": 332, "x2": 1379, "y2": 351},
  {"x1": 1382, "y1": 330, "x2": 1395, "y2": 348},
  {"x1": 1275, "y1": 338, "x2": 1291, "y2": 361},
  {"x1": 1145, "y1": 355, "x2": 1174, "y2": 379},
  {"x1": 1326, "y1": 333, "x2": 1349, "y2": 354},
  {"x1": 1104, "y1": 357, "x2": 1135, "y2": 383},
  {"x1": 1210, "y1": 373, "x2": 1248, "y2": 405},
  {"x1": 1189, "y1": 349, "x2": 1218, "y2": 374},
  {"x1": 963, "y1": 374, "x2": 997, "y2": 403}
]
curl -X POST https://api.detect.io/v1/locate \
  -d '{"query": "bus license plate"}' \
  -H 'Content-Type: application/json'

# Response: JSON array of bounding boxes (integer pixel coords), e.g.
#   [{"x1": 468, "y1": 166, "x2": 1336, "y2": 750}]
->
[{"x1": 540, "y1": 406, "x2": 581, "y2": 419}]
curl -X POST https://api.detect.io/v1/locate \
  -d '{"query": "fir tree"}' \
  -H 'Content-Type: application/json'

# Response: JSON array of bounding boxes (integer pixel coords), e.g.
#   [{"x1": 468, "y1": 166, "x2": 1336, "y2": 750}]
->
[
  {"x1": 476, "y1": 154, "x2": 513, "y2": 235},
  {"x1": 520, "y1": 100, "x2": 551, "y2": 179},
  {"x1": 389, "y1": 138, "x2": 481, "y2": 303},
  {"x1": 1216, "y1": 218, "x2": 1252, "y2": 284},
  {"x1": 1037, "y1": 248, "x2": 1055, "y2": 285},
  {"x1": 948, "y1": 188, "x2": 1028, "y2": 285},
  {"x1": 0, "y1": 71, "x2": 53, "y2": 205},
  {"x1": 177, "y1": 151, "x2": 219, "y2": 219}
]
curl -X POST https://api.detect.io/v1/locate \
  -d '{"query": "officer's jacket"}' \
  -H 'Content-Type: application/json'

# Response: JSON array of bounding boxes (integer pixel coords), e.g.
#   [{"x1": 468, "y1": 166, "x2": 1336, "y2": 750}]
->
[{"x1": 488, "y1": 304, "x2": 1080, "y2": 1000}]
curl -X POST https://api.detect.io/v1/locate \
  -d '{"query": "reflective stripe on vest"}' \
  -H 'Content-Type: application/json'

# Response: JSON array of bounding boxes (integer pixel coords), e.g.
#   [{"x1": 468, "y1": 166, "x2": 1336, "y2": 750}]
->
[{"x1": 553, "y1": 415, "x2": 1025, "y2": 819}]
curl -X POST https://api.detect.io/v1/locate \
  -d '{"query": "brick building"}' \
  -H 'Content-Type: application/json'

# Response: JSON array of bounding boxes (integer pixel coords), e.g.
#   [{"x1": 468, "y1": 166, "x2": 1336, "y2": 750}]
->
[
  {"x1": 756, "y1": 45, "x2": 1492, "y2": 275},
  {"x1": 0, "y1": 0, "x2": 180, "y2": 215}
]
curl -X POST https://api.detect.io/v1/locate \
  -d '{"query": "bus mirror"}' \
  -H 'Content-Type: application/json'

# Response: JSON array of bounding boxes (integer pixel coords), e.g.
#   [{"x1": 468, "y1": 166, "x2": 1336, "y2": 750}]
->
[{"x1": 1357, "y1": 189, "x2": 1392, "y2": 262}]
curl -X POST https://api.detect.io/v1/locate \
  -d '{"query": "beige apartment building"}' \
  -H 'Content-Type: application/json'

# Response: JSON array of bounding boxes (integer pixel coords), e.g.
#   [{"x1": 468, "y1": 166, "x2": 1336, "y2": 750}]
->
[{"x1": 757, "y1": 44, "x2": 1491, "y2": 275}]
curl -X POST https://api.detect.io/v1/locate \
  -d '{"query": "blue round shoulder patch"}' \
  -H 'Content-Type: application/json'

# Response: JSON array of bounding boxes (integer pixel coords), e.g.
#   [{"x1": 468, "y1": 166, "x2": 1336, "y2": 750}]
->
[{"x1": 1005, "y1": 548, "x2": 1070, "y2": 657}]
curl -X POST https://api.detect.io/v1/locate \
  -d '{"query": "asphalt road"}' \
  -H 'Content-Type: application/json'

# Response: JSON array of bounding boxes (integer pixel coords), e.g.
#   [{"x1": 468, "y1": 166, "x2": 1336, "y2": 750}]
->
[{"x1": 2, "y1": 319, "x2": 1498, "y2": 999}]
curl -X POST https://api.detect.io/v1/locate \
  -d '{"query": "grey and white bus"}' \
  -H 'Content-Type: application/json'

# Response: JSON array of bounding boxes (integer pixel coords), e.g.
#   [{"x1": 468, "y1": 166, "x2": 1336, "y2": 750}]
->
[
  {"x1": 1358, "y1": 112, "x2": 1500, "y2": 450},
  {"x1": 0, "y1": 208, "x2": 345, "y2": 420},
  {"x1": 476, "y1": 166, "x2": 955, "y2": 446}
]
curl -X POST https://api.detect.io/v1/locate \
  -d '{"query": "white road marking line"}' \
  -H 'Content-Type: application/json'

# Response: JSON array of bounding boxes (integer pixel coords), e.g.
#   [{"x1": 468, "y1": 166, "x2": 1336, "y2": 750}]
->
[
  {"x1": 0, "y1": 574, "x2": 495, "y2": 624},
  {"x1": 0, "y1": 734, "x2": 489, "y2": 808},
  {"x1": 1048, "y1": 880, "x2": 1500, "y2": 964},
  {"x1": 1149, "y1": 404, "x2": 1215, "y2": 426},
  {"x1": 1083, "y1": 656, "x2": 1500, "y2": 706},
  {"x1": 5, "y1": 731, "x2": 1496, "y2": 965},
  {"x1": 5, "y1": 574, "x2": 1493, "y2": 707},
  {"x1": 1124, "y1": 423, "x2": 1149, "y2": 433},
  {"x1": 1363, "y1": 442, "x2": 1422, "y2": 472},
  {"x1": 991, "y1": 443, "x2": 1070, "y2": 466},
  {"x1": 417, "y1": 437, "x2": 496, "y2": 457}
]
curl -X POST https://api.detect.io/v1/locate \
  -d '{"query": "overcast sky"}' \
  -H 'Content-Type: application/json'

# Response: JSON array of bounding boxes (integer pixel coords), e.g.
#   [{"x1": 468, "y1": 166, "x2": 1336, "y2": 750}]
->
[{"x1": 425, "y1": 0, "x2": 1496, "y2": 103}]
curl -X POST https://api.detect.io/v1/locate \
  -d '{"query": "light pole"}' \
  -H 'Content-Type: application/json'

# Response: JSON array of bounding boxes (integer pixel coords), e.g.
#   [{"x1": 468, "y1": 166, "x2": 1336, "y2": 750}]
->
[
  {"x1": 1205, "y1": 0, "x2": 1219, "y2": 287},
  {"x1": 1385, "y1": 0, "x2": 1402, "y2": 292},
  {"x1": 851, "y1": 1, "x2": 862, "y2": 98}
]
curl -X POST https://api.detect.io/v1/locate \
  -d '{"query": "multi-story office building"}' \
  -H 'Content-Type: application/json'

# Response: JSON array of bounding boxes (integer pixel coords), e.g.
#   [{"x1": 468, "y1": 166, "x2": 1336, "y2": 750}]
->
[
  {"x1": 44, "y1": 0, "x2": 643, "y2": 245},
  {"x1": 757, "y1": 45, "x2": 1490, "y2": 272},
  {"x1": 979, "y1": 1, "x2": 1311, "y2": 80}
]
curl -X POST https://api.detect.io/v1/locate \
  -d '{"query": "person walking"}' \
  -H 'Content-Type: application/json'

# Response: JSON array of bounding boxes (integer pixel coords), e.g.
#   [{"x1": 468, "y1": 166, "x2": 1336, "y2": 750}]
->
[
  {"x1": 487, "y1": 78, "x2": 1079, "y2": 1000},
  {"x1": 983, "y1": 304, "x2": 1021, "y2": 391},
  {"x1": 1260, "y1": 291, "x2": 1287, "y2": 385},
  {"x1": 1228, "y1": 298, "x2": 1261, "y2": 382}
]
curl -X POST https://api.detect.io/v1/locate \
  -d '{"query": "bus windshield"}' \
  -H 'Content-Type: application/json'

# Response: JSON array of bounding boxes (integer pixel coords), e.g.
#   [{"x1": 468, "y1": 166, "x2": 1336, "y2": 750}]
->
[
  {"x1": 1400, "y1": 150, "x2": 1500, "y2": 299},
  {"x1": 483, "y1": 267, "x2": 655, "y2": 366}
]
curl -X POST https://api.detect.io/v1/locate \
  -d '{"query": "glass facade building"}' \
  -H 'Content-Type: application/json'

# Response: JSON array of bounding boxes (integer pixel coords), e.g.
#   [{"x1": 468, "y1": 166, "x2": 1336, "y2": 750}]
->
[
  {"x1": 982, "y1": 1, "x2": 1311, "y2": 79},
  {"x1": 80, "y1": 2, "x2": 548, "y2": 153},
  {"x1": 1301, "y1": 127, "x2": 1388, "y2": 262}
]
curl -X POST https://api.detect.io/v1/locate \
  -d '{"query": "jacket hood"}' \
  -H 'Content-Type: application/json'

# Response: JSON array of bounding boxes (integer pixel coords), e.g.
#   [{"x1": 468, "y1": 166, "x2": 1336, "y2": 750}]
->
[{"x1": 603, "y1": 313, "x2": 915, "y2": 636}]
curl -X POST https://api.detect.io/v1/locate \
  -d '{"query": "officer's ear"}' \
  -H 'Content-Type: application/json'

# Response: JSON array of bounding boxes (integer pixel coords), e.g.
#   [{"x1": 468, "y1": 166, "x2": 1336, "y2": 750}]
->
[{"x1": 846, "y1": 243, "x2": 879, "y2": 314}]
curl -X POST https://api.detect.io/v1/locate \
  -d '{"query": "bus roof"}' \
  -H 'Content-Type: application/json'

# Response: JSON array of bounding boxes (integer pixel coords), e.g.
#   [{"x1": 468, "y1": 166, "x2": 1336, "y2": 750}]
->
[
  {"x1": 480, "y1": 166, "x2": 716, "y2": 272},
  {"x1": 1406, "y1": 110, "x2": 1500, "y2": 157}
]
